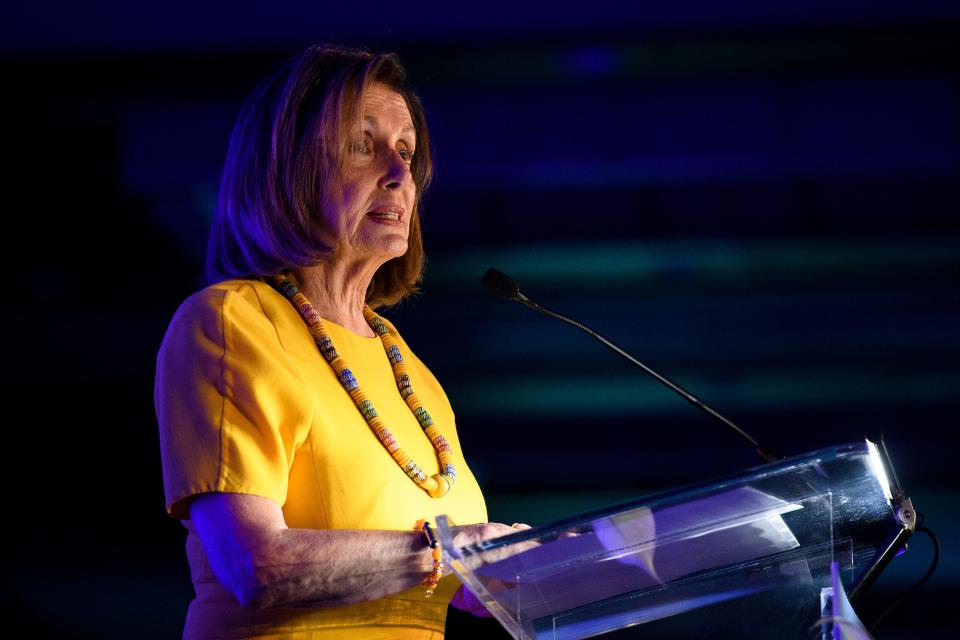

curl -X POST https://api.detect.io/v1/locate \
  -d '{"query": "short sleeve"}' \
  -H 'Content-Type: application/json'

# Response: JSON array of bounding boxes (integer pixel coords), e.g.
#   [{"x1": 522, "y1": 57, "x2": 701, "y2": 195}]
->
[{"x1": 155, "y1": 285, "x2": 313, "y2": 520}]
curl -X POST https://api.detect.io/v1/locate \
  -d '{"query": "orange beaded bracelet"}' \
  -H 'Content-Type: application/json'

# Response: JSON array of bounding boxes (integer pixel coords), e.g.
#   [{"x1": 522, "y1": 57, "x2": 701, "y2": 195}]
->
[{"x1": 414, "y1": 519, "x2": 444, "y2": 597}]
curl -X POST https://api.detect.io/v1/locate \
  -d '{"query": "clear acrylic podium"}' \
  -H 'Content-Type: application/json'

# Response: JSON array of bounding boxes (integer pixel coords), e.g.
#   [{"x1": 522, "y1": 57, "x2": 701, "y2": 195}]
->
[{"x1": 436, "y1": 437, "x2": 914, "y2": 639}]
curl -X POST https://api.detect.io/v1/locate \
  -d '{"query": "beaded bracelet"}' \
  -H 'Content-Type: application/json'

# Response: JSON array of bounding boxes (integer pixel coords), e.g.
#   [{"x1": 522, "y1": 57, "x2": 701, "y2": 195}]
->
[{"x1": 414, "y1": 519, "x2": 443, "y2": 597}]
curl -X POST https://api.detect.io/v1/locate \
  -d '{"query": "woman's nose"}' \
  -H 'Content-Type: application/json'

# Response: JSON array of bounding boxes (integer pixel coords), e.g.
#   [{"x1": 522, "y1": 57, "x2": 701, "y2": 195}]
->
[{"x1": 377, "y1": 150, "x2": 411, "y2": 190}]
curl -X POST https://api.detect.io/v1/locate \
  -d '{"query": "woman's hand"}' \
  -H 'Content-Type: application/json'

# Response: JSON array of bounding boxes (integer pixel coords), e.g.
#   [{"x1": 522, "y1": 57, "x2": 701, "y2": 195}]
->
[
  {"x1": 449, "y1": 584, "x2": 494, "y2": 617},
  {"x1": 448, "y1": 522, "x2": 526, "y2": 550},
  {"x1": 446, "y1": 522, "x2": 533, "y2": 617},
  {"x1": 447, "y1": 522, "x2": 533, "y2": 566}
]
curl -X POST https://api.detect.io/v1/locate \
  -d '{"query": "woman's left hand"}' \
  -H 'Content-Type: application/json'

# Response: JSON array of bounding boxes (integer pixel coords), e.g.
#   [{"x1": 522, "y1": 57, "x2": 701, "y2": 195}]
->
[
  {"x1": 449, "y1": 584, "x2": 494, "y2": 617},
  {"x1": 449, "y1": 522, "x2": 531, "y2": 617}
]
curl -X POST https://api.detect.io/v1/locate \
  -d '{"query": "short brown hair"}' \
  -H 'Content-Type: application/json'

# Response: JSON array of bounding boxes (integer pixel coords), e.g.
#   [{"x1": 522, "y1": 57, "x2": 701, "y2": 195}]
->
[{"x1": 206, "y1": 44, "x2": 432, "y2": 307}]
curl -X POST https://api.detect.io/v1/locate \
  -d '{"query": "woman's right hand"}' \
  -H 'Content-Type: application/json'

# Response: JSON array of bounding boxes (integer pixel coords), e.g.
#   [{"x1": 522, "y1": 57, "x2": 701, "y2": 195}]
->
[
  {"x1": 445, "y1": 522, "x2": 535, "y2": 569},
  {"x1": 449, "y1": 522, "x2": 523, "y2": 548},
  {"x1": 445, "y1": 523, "x2": 535, "y2": 616}
]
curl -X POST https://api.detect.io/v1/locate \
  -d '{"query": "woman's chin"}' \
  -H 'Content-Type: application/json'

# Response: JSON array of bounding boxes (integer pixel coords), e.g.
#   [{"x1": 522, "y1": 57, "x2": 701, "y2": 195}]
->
[
  {"x1": 380, "y1": 235, "x2": 409, "y2": 258},
  {"x1": 363, "y1": 237, "x2": 408, "y2": 261}
]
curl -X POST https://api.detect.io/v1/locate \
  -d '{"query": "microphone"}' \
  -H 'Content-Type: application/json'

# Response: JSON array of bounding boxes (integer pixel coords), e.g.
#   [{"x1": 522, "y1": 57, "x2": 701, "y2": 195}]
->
[
  {"x1": 481, "y1": 268, "x2": 521, "y2": 301},
  {"x1": 482, "y1": 268, "x2": 783, "y2": 464}
]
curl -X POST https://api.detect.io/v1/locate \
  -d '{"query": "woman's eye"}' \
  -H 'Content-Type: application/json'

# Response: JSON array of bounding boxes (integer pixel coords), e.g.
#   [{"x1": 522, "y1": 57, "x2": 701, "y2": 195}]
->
[
  {"x1": 399, "y1": 148, "x2": 415, "y2": 163},
  {"x1": 350, "y1": 139, "x2": 373, "y2": 155}
]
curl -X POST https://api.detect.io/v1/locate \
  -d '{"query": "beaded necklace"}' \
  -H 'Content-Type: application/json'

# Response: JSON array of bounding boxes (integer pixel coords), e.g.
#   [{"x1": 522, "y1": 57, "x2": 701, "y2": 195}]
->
[{"x1": 271, "y1": 273, "x2": 456, "y2": 498}]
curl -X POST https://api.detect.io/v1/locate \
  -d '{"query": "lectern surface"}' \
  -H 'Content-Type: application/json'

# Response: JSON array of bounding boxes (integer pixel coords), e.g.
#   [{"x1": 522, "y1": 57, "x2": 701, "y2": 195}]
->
[{"x1": 437, "y1": 440, "x2": 908, "y2": 640}]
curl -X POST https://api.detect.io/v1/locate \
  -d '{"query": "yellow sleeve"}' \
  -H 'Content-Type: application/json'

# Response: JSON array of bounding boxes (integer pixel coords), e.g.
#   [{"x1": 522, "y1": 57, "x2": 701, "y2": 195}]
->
[{"x1": 155, "y1": 284, "x2": 313, "y2": 519}]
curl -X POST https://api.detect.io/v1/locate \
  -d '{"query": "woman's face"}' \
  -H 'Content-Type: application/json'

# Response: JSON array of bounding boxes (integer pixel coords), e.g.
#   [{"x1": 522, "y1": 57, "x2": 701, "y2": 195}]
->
[{"x1": 325, "y1": 82, "x2": 417, "y2": 263}]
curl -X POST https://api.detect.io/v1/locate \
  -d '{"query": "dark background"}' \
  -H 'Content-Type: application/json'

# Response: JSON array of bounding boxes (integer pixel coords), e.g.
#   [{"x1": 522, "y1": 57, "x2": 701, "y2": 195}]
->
[{"x1": 6, "y1": 2, "x2": 958, "y2": 638}]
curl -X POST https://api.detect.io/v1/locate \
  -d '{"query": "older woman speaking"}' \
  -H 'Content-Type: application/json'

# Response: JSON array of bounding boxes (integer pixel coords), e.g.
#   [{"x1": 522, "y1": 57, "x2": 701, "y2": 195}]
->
[{"x1": 155, "y1": 45, "x2": 517, "y2": 639}]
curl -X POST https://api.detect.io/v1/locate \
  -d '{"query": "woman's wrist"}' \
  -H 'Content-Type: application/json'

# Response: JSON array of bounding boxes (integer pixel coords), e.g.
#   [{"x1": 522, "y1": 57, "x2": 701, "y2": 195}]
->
[{"x1": 413, "y1": 519, "x2": 444, "y2": 596}]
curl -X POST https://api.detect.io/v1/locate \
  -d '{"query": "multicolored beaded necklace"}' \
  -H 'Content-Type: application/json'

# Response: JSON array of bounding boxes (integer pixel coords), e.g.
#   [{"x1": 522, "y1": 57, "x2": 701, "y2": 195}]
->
[{"x1": 271, "y1": 273, "x2": 456, "y2": 498}]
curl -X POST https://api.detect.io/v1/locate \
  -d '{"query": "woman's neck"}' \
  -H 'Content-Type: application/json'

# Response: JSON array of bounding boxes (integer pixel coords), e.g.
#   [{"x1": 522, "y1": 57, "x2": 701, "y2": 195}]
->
[{"x1": 289, "y1": 259, "x2": 383, "y2": 337}]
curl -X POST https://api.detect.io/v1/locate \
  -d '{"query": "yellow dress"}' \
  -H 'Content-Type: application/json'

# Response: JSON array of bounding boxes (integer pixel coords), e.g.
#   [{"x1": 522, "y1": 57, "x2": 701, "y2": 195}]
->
[{"x1": 155, "y1": 278, "x2": 488, "y2": 639}]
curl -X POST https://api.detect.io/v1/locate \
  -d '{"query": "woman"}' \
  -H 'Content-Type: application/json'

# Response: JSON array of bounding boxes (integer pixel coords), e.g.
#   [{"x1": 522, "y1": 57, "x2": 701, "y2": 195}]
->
[{"x1": 155, "y1": 44, "x2": 518, "y2": 639}]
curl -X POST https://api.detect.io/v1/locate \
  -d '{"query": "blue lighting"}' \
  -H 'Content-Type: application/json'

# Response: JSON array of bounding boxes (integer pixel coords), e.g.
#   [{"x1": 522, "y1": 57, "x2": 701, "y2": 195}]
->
[{"x1": 566, "y1": 46, "x2": 618, "y2": 76}]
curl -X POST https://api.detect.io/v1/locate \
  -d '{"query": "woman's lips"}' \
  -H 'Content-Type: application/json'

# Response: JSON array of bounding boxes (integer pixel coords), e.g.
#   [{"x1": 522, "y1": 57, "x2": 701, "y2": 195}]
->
[
  {"x1": 366, "y1": 211, "x2": 404, "y2": 225},
  {"x1": 367, "y1": 206, "x2": 405, "y2": 225}
]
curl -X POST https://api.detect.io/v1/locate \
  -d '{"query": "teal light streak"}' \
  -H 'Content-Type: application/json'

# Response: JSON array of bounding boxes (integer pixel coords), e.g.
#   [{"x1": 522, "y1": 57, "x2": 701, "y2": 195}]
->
[
  {"x1": 451, "y1": 370, "x2": 960, "y2": 417},
  {"x1": 426, "y1": 240, "x2": 960, "y2": 291}
]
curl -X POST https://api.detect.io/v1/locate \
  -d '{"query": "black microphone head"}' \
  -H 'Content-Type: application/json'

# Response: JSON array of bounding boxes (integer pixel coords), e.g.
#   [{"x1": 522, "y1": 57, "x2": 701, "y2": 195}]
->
[{"x1": 482, "y1": 268, "x2": 520, "y2": 300}]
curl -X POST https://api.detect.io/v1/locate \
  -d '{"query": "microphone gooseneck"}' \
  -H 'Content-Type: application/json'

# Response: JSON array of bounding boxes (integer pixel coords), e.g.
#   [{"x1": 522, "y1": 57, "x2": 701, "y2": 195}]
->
[{"x1": 482, "y1": 268, "x2": 783, "y2": 464}]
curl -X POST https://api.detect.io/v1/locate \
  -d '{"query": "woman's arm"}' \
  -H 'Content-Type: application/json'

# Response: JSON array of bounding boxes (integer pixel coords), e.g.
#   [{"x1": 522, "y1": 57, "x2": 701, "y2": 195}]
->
[{"x1": 188, "y1": 492, "x2": 515, "y2": 610}]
